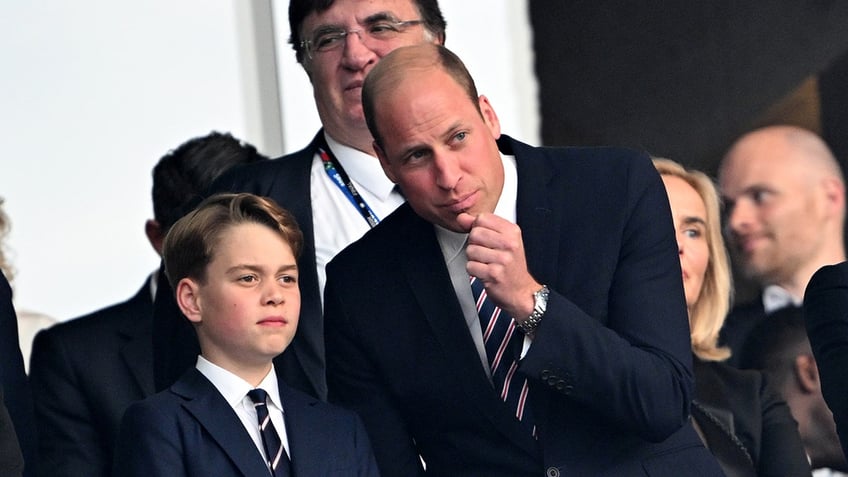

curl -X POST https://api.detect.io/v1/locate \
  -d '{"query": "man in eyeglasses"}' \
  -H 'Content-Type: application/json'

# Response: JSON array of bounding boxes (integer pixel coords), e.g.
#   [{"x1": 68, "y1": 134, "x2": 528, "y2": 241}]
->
[{"x1": 152, "y1": 0, "x2": 446, "y2": 401}]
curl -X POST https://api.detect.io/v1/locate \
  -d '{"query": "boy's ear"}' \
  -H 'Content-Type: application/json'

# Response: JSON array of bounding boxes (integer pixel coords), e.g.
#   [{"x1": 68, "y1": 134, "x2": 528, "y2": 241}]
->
[{"x1": 175, "y1": 278, "x2": 203, "y2": 324}]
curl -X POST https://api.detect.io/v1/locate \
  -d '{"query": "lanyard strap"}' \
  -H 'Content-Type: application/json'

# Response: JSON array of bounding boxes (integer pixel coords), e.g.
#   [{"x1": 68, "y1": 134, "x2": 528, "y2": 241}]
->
[{"x1": 317, "y1": 138, "x2": 380, "y2": 228}]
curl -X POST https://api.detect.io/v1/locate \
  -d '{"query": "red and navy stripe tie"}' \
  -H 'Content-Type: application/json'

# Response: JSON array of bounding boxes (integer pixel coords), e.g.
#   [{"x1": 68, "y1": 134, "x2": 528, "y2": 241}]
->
[{"x1": 469, "y1": 276, "x2": 535, "y2": 436}]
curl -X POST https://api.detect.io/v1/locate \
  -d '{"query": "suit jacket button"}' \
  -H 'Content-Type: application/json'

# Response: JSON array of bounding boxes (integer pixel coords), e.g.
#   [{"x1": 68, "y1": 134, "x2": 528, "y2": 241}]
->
[
  {"x1": 555, "y1": 379, "x2": 565, "y2": 390},
  {"x1": 541, "y1": 370, "x2": 551, "y2": 379},
  {"x1": 546, "y1": 467, "x2": 561, "y2": 477}
]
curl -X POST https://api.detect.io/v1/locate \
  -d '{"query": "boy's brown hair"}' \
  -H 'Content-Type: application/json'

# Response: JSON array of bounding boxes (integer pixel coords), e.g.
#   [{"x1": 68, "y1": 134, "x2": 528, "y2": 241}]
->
[{"x1": 162, "y1": 193, "x2": 303, "y2": 287}]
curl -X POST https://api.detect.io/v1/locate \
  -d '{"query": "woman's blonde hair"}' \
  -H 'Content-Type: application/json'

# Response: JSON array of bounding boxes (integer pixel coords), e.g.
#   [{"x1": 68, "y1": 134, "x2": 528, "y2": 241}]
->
[
  {"x1": 0, "y1": 197, "x2": 13, "y2": 283},
  {"x1": 654, "y1": 158, "x2": 732, "y2": 361}
]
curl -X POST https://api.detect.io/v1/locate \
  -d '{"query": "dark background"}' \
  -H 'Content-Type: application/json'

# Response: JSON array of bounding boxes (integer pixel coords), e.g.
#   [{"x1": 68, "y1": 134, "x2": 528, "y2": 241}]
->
[
  {"x1": 528, "y1": 1, "x2": 848, "y2": 302},
  {"x1": 529, "y1": 1, "x2": 848, "y2": 174}
]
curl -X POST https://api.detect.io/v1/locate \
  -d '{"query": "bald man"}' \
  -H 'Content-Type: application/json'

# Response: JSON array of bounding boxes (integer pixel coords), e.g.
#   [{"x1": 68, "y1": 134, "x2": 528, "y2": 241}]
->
[{"x1": 719, "y1": 125, "x2": 846, "y2": 365}]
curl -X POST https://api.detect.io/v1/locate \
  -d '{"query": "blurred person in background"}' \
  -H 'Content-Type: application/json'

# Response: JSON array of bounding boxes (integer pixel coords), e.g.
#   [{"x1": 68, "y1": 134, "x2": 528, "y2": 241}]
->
[{"x1": 656, "y1": 158, "x2": 811, "y2": 476}]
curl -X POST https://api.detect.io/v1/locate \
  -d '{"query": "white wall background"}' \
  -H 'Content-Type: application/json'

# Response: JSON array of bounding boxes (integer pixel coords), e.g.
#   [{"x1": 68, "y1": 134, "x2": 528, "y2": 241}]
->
[{"x1": 1, "y1": 0, "x2": 537, "y2": 321}]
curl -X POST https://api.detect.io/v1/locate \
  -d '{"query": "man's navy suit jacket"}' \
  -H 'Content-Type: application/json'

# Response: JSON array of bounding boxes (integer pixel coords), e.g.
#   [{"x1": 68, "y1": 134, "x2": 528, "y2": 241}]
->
[
  {"x1": 152, "y1": 132, "x2": 327, "y2": 400},
  {"x1": 115, "y1": 368, "x2": 379, "y2": 477},
  {"x1": 29, "y1": 279, "x2": 154, "y2": 477},
  {"x1": 324, "y1": 136, "x2": 725, "y2": 476},
  {"x1": 0, "y1": 271, "x2": 35, "y2": 477},
  {"x1": 804, "y1": 261, "x2": 848, "y2": 461}
]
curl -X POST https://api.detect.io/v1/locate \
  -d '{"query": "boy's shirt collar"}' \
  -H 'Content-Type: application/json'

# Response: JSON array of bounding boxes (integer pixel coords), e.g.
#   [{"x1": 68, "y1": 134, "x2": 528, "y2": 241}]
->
[{"x1": 195, "y1": 355, "x2": 283, "y2": 413}]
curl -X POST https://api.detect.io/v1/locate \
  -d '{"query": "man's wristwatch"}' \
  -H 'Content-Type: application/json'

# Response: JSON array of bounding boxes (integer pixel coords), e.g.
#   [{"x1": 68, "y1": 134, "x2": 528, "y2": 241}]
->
[{"x1": 516, "y1": 285, "x2": 549, "y2": 335}]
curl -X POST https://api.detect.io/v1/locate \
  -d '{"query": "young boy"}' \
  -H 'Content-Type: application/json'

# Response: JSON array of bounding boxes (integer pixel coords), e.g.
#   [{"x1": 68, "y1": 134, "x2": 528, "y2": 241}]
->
[{"x1": 114, "y1": 193, "x2": 379, "y2": 477}]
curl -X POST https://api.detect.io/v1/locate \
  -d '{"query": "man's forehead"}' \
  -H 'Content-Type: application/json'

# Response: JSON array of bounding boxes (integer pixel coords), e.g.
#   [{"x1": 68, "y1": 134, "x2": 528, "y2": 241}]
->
[
  {"x1": 720, "y1": 162, "x2": 784, "y2": 194},
  {"x1": 303, "y1": 0, "x2": 418, "y2": 28},
  {"x1": 722, "y1": 146, "x2": 794, "y2": 180},
  {"x1": 721, "y1": 132, "x2": 807, "y2": 175},
  {"x1": 720, "y1": 166, "x2": 814, "y2": 201},
  {"x1": 378, "y1": 71, "x2": 465, "y2": 126}
]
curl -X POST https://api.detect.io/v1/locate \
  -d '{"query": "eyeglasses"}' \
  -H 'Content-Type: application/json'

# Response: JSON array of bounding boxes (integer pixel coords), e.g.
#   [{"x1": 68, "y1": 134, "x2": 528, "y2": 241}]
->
[{"x1": 300, "y1": 19, "x2": 424, "y2": 59}]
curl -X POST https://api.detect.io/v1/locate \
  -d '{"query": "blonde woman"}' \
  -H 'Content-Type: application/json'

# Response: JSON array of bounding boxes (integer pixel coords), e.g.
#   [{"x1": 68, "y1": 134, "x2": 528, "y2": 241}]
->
[{"x1": 655, "y1": 158, "x2": 811, "y2": 477}]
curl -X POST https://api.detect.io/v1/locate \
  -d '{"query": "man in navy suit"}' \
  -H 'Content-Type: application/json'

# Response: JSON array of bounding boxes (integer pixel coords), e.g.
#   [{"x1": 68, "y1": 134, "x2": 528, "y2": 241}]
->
[
  {"x1": 153, "y1": 0, "x2": 448, "y2": 399},
  {"x1": 0, "y1": 271, "x2": 33, "y2": 477},
  {"x1": 323, "y1": 44, "x2": 725, "y2": 476},
  {"x1": 116, "y1": 193, "x2": 378, "y2": 477},
  {"x1": 28, "y1": 132, "x2": 267, "y2": 477},
  {"x1": 804, "y1": 261, "x2": 848, "y2": 463},
  {"x1": 0, "y1": 387, "x2": 24, "y2": 477}
]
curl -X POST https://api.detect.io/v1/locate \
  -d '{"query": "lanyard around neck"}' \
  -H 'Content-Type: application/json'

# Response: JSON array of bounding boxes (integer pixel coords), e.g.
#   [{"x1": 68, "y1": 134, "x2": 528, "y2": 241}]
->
[{"x1": 317, "y1": 138, "x2": 380, "y2": 228}]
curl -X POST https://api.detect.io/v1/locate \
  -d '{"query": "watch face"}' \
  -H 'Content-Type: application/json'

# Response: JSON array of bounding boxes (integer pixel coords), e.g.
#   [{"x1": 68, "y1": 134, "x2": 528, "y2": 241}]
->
[
  {"x1": 534, "y1": 286, "x2": 549, "y2": 311},
  {"x1": 519, "y1": 286, "x2": 548, "y2": 335}
]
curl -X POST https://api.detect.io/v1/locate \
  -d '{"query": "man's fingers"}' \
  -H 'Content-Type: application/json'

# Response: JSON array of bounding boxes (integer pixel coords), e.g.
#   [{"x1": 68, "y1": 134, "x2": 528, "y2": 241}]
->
[{"x1": 456, "y1": 212, "x2": 476, "y2": 232}]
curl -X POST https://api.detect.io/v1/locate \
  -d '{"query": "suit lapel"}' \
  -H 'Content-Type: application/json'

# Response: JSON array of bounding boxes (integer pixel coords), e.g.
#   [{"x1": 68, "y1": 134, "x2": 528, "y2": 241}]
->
[
  {"x1": 397, "y1": 209, "x2": 539, "y2": 457},
  {"x1": 503, "y1": 136, "x2": 560, "y2": 285},
  {"x1": 175, "y1": 370, "x2": 271, "y2": 477},
  {"x1": 118, "y1": 279, "x2": 155, "y2": 396}
]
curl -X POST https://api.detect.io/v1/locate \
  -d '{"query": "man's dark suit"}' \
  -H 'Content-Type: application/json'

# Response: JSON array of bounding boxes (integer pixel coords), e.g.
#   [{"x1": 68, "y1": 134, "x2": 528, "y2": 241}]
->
[
  {"x1": 0, "y1": 388, "x2": 24, "y2": 477},
  {"x1": 692, "y1": 359, "x2": 811, "y2": 476},
  {"x1": 0, "y1": 271, "x2": 35, "y2": 477},
  {"x1": 324, "y1": 136, "x2": 724, "y2": 476},
  {"x1": 115, "y1": 368, "x2": 379, "y2": 477},
  {"x1": 803, "y1": 261, "x2": 848, "y2": 460},
  {"x1": 29, "y1": 279, "x2": 154, "y2": 477},
  {"x1": 153, "y1": 132, "x2": 327, "y2": 399}
]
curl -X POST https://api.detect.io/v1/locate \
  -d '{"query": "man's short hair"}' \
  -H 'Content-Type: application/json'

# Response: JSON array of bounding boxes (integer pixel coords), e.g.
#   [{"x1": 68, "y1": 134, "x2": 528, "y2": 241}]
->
[
  {"x1": 362, "y1": 43, "x2": 478, "y2": 148},
  {"x1": 162, "y1": 193, "x2": 303, "y2": 287},
  {"x1": 152, "y1": 132, "x2": 268, "y2": 232},
  {"x1": 287, "y1": 0, "x2": 446, "y2": 64}
]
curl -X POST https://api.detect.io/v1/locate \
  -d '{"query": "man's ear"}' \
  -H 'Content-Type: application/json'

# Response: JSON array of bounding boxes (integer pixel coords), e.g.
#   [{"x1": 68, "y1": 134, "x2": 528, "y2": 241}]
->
[
  {"x1": 478, "y1": 95, "x2": 501, "y2": 140},
  {"x1": 175, "y1": 278, "x2": 203, "y2": 324},
  {"x1": 794, "y1": 353, "x2": 821, "y2": 394},
  {"x1": 145, "y1": 219, "x2": 165, "y2": 256},
  {"x1": 821, "y1": 176, "x2": 845, "y2": 219},
  {"x1": 374, "y1": 140, "x2": 397, "y2": 183}
]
